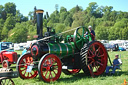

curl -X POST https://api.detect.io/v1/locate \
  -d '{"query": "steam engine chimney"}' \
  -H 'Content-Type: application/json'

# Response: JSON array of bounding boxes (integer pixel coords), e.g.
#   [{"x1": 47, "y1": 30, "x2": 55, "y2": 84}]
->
[{"x1": 36, "y1": 9, "x2": 44, "y2": 39}]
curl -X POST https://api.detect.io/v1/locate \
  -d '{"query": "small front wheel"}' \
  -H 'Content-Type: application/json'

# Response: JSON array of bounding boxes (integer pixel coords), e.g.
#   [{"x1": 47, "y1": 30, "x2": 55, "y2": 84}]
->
[
  {"x1": 38, "y1": 53, "x2": 62, "y2": 82},
  {"x1": 16, "y1": 52, "x2": 38, "y2": 79}
]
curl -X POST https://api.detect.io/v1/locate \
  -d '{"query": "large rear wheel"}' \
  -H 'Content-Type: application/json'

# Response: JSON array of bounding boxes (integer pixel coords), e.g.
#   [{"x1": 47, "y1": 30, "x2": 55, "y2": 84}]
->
[
  {"x1": 38, "y1": 53, "x2": 62, "y2": 82},
  {"x1": 80, "y1": 41, "x2": 108, "y2": 76},
  {"x1": 16, "y1": 52, "x2": 38, "y2": 79}
]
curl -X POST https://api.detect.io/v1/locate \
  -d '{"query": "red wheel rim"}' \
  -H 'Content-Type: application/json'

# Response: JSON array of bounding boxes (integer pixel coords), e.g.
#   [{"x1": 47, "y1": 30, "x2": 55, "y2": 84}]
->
[
  {"x1": 87, "y1": 42, "x2": 108, "y2": 76},
  {"x1": 68, "y1": 69, "x2": 80, "y2": 74},
  {"x1": 18, "y1": 54, "x2": 38, "y2": 79},
  {"x1": 40, "y1": 54, "x2": 62, "y2": 82}
]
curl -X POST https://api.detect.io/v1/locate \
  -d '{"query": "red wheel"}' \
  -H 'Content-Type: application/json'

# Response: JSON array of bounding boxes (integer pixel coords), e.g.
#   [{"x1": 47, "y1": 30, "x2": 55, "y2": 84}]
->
[
  {"x1": 16, "y1": 52, "x2": 38, "y2": 79},
  {"x1": 62, "y1": 69, "x2": 81, "y2": 75},
  {"x1": 87, "y1": 41, "x2": 108, "y2": 76},
  {"x1": 38, "y1": 53, "x2": 62, "y2": 82},
  {"x1": 81, "y1": 41, "x2": 108, "y2": 76}
]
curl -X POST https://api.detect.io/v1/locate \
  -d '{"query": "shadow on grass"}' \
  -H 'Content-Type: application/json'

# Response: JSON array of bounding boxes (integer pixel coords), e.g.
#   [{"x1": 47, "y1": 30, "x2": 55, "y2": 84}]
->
[
  {"x1": 58, "y1": 73, "x2": 92, "y2": 82},
  {"x1": 25, "y1": 71, "x2": 128, "y2": 84},
  {"x1": 98, "y1": 71, "x2": 128, "y2": 77},
  {"x1": 31, "y1": 73, "x2": 92, "y2": 84}
]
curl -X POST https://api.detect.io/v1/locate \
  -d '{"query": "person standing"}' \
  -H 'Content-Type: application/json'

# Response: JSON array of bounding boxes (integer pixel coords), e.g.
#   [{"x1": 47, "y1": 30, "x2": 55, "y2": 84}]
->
[{"x1": 88, "y1": 25, "x2": 95, "y2": 40}]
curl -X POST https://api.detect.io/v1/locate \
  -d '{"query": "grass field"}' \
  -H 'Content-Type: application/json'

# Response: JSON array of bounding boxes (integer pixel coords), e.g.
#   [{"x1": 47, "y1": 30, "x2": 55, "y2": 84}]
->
[{"x1": 11, "y1": 51, "x2": 128, "y2": 85}]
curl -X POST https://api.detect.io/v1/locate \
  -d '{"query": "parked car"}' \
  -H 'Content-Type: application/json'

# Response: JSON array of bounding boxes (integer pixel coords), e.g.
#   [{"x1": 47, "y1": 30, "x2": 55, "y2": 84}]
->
[
  {"x1": 103, "y1": 43, "x2": 119, "y2": 51},
  {"x1": 0, "y1": 42, "x2": 14, "y2": 52},
  {"x1": 119, "y1": 47, "x2": 126, "y2": 51}
]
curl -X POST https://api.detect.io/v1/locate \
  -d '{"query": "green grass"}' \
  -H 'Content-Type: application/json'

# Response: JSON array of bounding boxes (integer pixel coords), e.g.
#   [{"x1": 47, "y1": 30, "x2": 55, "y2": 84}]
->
[{"x1": 11, "y1": 51, "x2": 128, "y2": 85}]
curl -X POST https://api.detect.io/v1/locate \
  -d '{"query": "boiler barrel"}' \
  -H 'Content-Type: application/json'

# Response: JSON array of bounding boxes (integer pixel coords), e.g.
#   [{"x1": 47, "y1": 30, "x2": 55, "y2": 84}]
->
[{"x1": 47, "y1": 43, "x2": 74, "y2": 58}]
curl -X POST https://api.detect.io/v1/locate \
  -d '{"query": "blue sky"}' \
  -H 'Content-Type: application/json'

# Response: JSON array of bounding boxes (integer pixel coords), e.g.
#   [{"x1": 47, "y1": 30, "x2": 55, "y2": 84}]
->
[{"x1": 0, "y1": 0, "x2": 128, "y2": 16}]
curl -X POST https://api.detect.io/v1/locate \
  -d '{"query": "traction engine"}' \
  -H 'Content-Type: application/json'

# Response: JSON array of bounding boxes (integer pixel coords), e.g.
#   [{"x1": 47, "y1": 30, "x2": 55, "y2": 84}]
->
[{"x1": 16, "y1": 9, "x2": 108, "y2": 82}]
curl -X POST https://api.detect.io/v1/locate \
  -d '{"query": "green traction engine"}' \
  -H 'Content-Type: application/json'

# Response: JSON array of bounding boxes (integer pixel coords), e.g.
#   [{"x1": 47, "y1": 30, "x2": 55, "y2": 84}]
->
[{"x1": 16, "y1": 9, "x2": 108, "y2": 82}]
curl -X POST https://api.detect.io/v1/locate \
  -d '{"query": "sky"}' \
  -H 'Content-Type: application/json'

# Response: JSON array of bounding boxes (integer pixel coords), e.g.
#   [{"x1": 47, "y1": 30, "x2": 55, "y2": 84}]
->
[{"x1": 0, "y1": 0, "x2": 128, "y2": 16}]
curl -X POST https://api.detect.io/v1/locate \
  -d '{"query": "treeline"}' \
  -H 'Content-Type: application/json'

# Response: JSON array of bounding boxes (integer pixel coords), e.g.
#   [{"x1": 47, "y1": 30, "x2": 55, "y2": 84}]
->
[{"x1": 0, "y1": 2, "x2": 128, "y2": 43}]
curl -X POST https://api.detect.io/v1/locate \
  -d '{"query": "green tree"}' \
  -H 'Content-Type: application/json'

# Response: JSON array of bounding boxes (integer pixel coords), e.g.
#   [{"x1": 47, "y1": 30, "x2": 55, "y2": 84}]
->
[
  {"x1": 8, "y1": 22, "x2": 28, "y2": 43},
  {"x1": 86, "y1": 2, "x2": 98, "y2": 16},
  {"x1": 0, "y1": 19, "x2": 4, "y2": 41},
  {"x1": 28, "y1": 11, "x2": 33, "y2": 20},
  {"x1": 64, "y1": 13, "x2": 73, "y2": 27},
  {"x1": 4, "y1": 2, "x2": 16, "y2": 16},
  {"x1": 59, "y1": 12, "x2": 68, "y2": 23},
  {"x1": 1, "y1": 13, "x2": 16, "y2": 40},
  {"x1": 102, "y1": 6, "x2": 113, "y2": 20},
  {"x1": 72, "y1": 11, "x2": 85, "y2": 28},
  {"x1": 60, "y1": 7, "x2": 67, "y2": 13},
  {"x1": 0, "y1": 5, "x2": 6, "y2": 20},
  {"x1": 122, "y1": 28, "x2": 128, "y2": 40},
  {"x1": 15, "y1": 10, "x2": 23, "y2": 22},
  {"x1": 55, "y1": 23, "x2": 65, "y2": 33},
  {"x1": 95, "y1": 26, "x2": 109, "y2": 40}
]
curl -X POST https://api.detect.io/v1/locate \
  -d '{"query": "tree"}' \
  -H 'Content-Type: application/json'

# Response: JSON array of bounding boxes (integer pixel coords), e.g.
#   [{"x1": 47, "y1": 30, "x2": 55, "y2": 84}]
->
[
  {"x1": 122, "y1": 28, "x2": 128, "y2": 40},
  {"x1": 1, "y1": 13, "x2": 16, "y2": 40},
  {"x1": 15, "y1": 10, "x2": 23, "y2": 22},
  {"x1": 0, "y1": 5, "x2": 6, "y2": 20},
  {"x1": 95, "y1": 26, "x2": 109, "y2": 40},
  {"x1": 55, "y1": 23, "x2": 65, "y2": 33},
  {"x1": 86, "y1": 2, "x2": 98, "y2": 16},
  {"x1": 59, "y1": 12, "x2": 68, "y2": 23},
  {"x1": 4, "y1": 2, "x2": 16, "y2": 16},
  {"x1": 102, "y1": 6, "x2": 113, "y2": 20},
  {"x1": 8, "y1": 22, "x2": 28, "y2": 43},
  {"x1": 60, "y1": 7, "x2": 67, "y2": 13},
  {"x1": 0, "y1": 19, "x2": 4, "y2": 41},
  {"x1": 72, "y1": 11, "x2": 85, "y2": 28},
  {"x1": 28, "y1": 11, "x2": 33, "y2": 20},
  {"x1": 64, "y1": 13, "x2": 73, "y2": 27}
]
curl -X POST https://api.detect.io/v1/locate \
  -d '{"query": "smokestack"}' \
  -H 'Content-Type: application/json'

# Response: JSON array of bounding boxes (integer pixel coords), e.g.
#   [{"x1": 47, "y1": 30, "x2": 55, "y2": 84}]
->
[{"x1": 36, "y1": 9, "x2": 44, "y2": 39}]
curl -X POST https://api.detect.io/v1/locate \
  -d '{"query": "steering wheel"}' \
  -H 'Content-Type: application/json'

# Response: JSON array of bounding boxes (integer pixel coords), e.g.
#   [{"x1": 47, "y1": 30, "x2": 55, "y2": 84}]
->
[{"x1": 73, "y1": 26, "x2": 92, "y2": 50}]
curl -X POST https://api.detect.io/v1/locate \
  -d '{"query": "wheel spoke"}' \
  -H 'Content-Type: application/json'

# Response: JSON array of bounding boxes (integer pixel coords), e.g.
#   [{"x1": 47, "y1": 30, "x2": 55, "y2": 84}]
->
[
  {"x1": 88, "y1": 49, "x2": 94, "y2": 55},
  {"x1": 97, "y1": 54, "x2": 104, "y2": 58},
  {"x1": 95, "y1": 47, "x2": 100, "y2": 55},
  {"x1": 20, "y1": 68, "x2": 26, "y2": 71},
  {"x1": 7, "y1": 79, "x2": 11, "y2": 85},
  {"x1": 88, "y1": 57, "x2": 92, "y2": 59},
  {"x1": 20, "y1": 65, "x2": 26, "y2": 68},
  {"x1": 48, "y1": 71, "x2": 51, "y2": 79},
  {"x1": 94, "y1": 62, "x2": 98, "y2": 71},
  {"x1": 50, "y1": 58, "x2": 53, "y2": 65},
  {"x1": 50, "y1": 71, "x2": 53, "y2": 79},
  {"x1": 76, "y1": 39, "x2": 82, "y2": 44},
  {"x1": 45, "y1": 70, "x2": 48, "y2": 77},
  {"x1": 4, "y1": 79, "x2": 6, "y2": 85},
  {"x1": 53, "y1": 70, "x2": 57, "y2": 75},
  {"x1": 96, "y1": 61, "x2": 103, "y2": 66},
  {"x1": 89, "y1": 61, "x2": 94, "y2": 65},
  {"x1": 77, "y1": 32, "x2": 83, "y2": 39},
  {"x1": 93, "y1": 44, "x2": 96, "y2": 52},
  {"x1": 23, "y1": 71, "x2": 26, "y2": 75}
]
